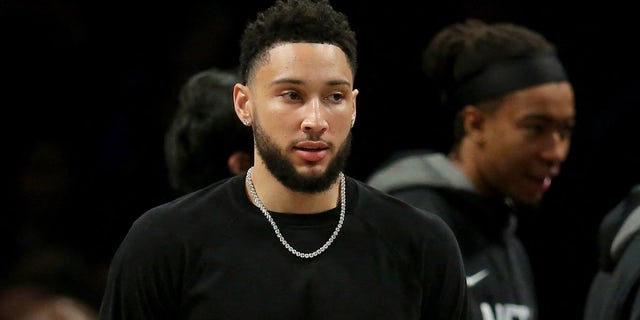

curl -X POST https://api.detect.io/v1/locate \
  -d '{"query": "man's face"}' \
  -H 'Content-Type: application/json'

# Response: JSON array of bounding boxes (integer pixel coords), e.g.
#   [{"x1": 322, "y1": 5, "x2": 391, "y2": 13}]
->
[
  {"x1": 246, "y1": 43, "x2": 357, "y2": 193},
  {"x1": 474, "y1": 82, "x2": 575, "y2": 204}
]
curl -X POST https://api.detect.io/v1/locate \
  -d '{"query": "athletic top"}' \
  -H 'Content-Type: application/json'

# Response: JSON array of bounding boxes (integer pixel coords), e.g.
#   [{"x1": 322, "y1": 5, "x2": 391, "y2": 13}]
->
[
  {"x1": 99, "y1": 173, "x2": 468, "y2": 319},
  {"x1": 368, "y1": 150, "x2": 537, "y2": 320}
]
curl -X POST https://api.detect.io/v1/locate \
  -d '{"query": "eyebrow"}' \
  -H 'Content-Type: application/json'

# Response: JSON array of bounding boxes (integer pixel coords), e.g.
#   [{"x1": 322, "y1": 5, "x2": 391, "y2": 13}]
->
[
  {"x1": 270, "y1": 78, "x2": 351, "y2": 88},
  {"x1": 520, "y1": 114, "x2": 576, "y2": 125}
]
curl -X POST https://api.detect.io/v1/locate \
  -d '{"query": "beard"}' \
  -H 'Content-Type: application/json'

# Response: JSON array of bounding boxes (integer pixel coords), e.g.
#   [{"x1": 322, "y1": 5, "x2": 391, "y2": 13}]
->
[{"x1": 253, "y1": 118, "x2": 351, "y2": 193}]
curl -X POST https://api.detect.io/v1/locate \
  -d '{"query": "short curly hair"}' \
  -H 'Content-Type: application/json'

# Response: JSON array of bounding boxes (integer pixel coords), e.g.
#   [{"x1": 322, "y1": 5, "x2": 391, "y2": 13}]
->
[{"x1": 238, "y1": 0, "x2": 357, "y2": 84}]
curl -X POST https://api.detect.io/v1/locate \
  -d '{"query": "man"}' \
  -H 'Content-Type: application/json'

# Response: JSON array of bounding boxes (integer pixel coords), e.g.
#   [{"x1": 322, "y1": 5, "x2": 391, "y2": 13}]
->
[
  {"x1": 164, "y1": 67, "x2": 253, "y2": 195},
  {"x1": 98, "y1": 0, "x2": 467, "y2": 318},
  {"x1": 367, "y1": 19, "x2": 575, "y2": 320}
]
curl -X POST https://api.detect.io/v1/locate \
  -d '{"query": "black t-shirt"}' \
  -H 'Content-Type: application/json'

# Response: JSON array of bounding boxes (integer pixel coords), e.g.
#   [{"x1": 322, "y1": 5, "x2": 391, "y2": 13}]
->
[{"x1": 99, "y1": 173, "x2": 467, "y2": 319}]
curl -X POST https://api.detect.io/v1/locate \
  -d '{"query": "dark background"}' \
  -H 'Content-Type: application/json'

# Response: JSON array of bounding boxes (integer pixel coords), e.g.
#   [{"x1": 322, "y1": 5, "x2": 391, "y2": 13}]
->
[{"x1": 3, "y1": 0, "x2": 640, "y2": 318}]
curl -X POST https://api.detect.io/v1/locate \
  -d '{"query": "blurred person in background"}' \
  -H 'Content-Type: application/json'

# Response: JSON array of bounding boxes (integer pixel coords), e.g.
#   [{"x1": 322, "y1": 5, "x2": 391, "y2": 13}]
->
[
  {"x1": 367, "y1": 19, "x2": 575, "y2": 320},
  {"x1": 583, "y1": 184, "x2": 640, "y2": 319},
  {"x1": 164, "y1": 67, "x2": 253, "y2": 195}
]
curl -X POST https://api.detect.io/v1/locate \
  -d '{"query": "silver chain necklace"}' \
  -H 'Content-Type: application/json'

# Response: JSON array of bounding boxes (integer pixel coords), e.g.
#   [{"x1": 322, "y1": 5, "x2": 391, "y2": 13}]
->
[{"x1": 245, "y1": 166, "x2": 345, "y2": 258}]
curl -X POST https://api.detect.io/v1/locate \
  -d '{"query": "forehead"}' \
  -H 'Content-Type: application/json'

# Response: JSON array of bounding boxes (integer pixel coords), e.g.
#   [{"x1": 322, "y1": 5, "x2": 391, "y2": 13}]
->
[
  {"x1": 252, "y1": 42, "x2": 353, "y2": 87},
  {"x1": 500, "y1": 82, "x2": 575, "y2": 121}
]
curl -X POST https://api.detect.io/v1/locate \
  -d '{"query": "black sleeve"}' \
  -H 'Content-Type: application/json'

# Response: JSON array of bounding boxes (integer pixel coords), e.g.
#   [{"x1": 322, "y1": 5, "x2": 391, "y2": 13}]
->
[
  {"x1": 419, "y1": 210, "x2": 468, "y2": 320},
  {"x1": 99, "y1": 212, "x2": 183, "y2": 319}
]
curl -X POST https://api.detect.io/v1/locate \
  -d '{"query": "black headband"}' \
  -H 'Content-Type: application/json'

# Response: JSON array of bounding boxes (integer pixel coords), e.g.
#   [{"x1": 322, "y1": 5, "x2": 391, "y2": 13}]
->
[{"x1": 453, "y1": 52, "x2": 568, "y2": 107}]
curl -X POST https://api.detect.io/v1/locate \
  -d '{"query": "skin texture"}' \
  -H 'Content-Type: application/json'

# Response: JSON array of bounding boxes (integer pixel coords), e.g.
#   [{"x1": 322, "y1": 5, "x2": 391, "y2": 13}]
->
[
  {"x1": 451, "y1": 82, "x2": 575, "y2": 205},
  {"x1": 233, "y1": 42, "x2": 358, "y2": 214}
]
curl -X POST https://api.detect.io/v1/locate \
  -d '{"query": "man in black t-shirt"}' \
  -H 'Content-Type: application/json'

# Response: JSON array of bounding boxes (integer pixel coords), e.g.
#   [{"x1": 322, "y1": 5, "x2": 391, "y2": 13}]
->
[{"x1": 98, "y1": 1, "x2": 468, "y2": 319}]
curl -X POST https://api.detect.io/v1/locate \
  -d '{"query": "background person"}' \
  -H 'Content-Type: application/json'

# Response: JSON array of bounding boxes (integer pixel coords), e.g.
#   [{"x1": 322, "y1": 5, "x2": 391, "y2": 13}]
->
[
  {"x1": 164, "y1": 67, "x2": 253, "y2": 195},
  {"x1": 367, "y1": 19, "x2": 575, "y2": 320},
  {"x1": 583, "y1": 184, "x2": 640, "y2": 320}
]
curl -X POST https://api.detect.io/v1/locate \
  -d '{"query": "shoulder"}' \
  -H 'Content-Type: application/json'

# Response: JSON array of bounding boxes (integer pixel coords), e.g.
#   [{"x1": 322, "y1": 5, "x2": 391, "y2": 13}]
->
[
  {"x1": 585, "y1": 232, "x2": 640, "y2": 320},
  {"x1": 106, "y1": 175, "x2": 251, "y2": 276},
  {"x1": 350, "y1": 177, "x2": 458, "y2": 244},
  {"x1": 123, "y1": 175, "x2": 248, "y2": 249},
  {"x1": 349, "y1": 178, "x2": 466, "y2": 299},
  {"x1": 389, "y1": 186, "x2": 460, "y2": 225},
  {"x1": 597, "y1": 184, "x2": 640, "y2": 270},
  {"x1": 366, "y1": 149, "x2": 435, "y2": 192}
]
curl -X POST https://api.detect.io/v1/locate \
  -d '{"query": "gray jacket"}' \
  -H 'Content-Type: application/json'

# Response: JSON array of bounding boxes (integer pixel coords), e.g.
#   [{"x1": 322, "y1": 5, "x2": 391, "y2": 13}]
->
[{"x1": 367, "y1": 150, "x2": 538, "y2": 320}]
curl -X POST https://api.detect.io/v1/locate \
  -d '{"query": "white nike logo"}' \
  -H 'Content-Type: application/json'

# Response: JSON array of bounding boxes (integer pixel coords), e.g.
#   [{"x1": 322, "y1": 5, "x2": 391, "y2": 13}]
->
[{"x1": 466, "y1": 269, "x2": 490, "y2": 287}]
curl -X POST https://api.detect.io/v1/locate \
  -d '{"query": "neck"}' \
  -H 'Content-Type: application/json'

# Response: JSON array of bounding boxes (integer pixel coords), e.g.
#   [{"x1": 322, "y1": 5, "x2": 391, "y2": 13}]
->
[
  {"x1": 449, "y1": 140, "x2": 488, "y2": 195},
  {"x1": 246, "y1": 165, "x2": 342, "y2": 214}
]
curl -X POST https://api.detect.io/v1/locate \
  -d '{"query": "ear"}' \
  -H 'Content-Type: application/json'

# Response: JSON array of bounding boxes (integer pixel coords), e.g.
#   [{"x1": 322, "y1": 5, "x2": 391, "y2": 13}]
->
[
  {"x1": 228, "y1": 151, "x2": 253, "y2": 174},
  {"x1": 234, "y1": 83, "x2": 252, "y2": 125},
  {"x1": 461, "y1": 105, "x2": 486, "y2": 146},
  {"x1": 350, "y1": 89, "x2": 358, "y2": 128}
]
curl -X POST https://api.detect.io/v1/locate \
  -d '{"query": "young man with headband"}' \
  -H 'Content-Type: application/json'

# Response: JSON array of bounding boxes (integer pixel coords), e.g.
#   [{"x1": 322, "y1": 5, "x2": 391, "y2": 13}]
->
[{"x1": 368, "y1": 19, "x2": 576, "y2": 320}]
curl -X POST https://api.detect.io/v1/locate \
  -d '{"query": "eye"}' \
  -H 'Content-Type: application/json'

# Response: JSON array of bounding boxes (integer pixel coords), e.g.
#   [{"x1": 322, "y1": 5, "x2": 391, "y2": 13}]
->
[
  {"x1": 327, "y1": 92, "x2": 344, "y2": 103},
  {"x1": 282, "y1": 91, "x2": 302, "y2": 101},
  {"x1": 524, "y1": 123, "x2": 546, "y2": 134},
  {"x1": 558, "y1": 125, "x2": 574, "y2": 140}
]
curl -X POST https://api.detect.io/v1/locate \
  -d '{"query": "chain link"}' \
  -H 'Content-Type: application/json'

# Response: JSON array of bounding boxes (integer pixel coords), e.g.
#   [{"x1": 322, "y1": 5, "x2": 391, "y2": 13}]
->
[{"x1": 246, "y1": 167, "x2": 345, "y2": 258}]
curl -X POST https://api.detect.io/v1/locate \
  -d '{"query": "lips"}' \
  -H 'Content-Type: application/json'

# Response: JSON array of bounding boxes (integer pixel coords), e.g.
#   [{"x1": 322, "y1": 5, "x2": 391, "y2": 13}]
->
[
  {"x1": 529, "y1": 175, "x2": 552, "y2": 193},
  {"x1": 294, "y1": 141, "x2": 329, "y2": 162}
]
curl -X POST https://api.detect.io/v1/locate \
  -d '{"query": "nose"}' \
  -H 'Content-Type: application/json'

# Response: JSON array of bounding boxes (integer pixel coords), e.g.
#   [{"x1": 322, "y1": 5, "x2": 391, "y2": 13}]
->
[
  {"x1": 300, "y1": 98, "x2": 328, "y2": 135},
  {"x1": 540, "y1": 131, "x2": 570, "y2": 165}
]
